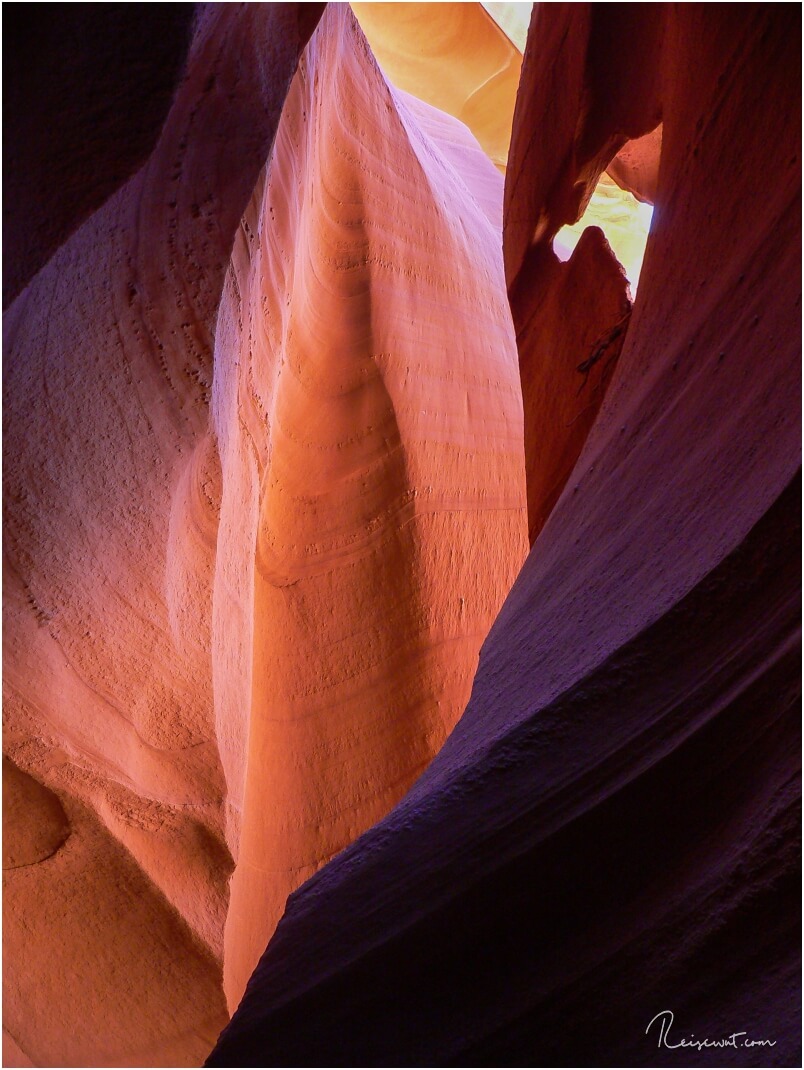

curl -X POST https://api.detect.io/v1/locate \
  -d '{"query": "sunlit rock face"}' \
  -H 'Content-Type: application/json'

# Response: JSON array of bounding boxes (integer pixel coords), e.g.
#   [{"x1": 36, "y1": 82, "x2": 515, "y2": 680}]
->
[
  {"x1": 350, "y1": 1, "x2": 524, "y2": 168},
  {"x1": 350, "y1": 0, "x2": 655, "y2": 286},
  {"x1": 217, "y1": 4, "x2": 527, "y2": 1009},
  {"x1": 607, "y1": 123, "x2": 663, "y2": 205},
  {"x1": 3, "y1": 1, "x2": 527, "y2": 1062},
  {"x1": 3, "y1": 5, "x2": 323, "y2": 1065},
  {"x1": 209, "y1": 4, "x2": 800, "y2": 1066}
]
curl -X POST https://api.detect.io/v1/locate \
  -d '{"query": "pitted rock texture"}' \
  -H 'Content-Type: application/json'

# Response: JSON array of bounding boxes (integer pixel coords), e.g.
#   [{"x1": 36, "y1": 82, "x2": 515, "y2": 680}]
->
[
  {"x1": 3, "y1": 2, "x2": 527, "y2": 1062},
  {"x1": 3, "y1": 4, "x2": 196, "y2": 308},
  {"x1": 4, "y1": 5, "x2": 323, "y2": 1064}
]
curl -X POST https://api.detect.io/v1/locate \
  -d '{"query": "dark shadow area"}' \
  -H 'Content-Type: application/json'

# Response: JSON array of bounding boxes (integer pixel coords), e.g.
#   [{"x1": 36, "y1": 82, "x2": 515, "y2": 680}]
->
[{"x1": 3, "y1": 3, "x2": 195, "y2": 306}]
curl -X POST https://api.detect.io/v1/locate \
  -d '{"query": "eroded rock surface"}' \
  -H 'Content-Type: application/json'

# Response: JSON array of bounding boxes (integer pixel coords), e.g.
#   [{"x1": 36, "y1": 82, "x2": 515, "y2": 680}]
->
[
  {"x1": 4, "y1": 3, "x2": 799, "y2": 1067},
  {"x1": 214, "y1": 5, "x2": 527, "y2": 1008},
  {"x1": 351, "y1": 1, "x2": 524, "y2": 168},
  {"x1": 2, "y1": 758, "x2": 70, "y2": 870},
  {"x1": 4, "y1": 4, "x2": 323, "y2": 1064},
  {"x1": 2, "y1": 4, "x2": 196, "y2": 308},
  {"x1": 209, "y1": 5, "x2": 801, "y2": 1066},
  {"x1": 3, "y1": 2, "x2": 527, "y2": 1061},
  {"x1": 511, "y1": 227, "x2": 631, "y2": 542}
]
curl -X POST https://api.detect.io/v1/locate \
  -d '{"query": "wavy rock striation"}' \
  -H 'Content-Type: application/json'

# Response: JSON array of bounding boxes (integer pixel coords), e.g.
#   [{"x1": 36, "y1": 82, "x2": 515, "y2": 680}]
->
[
  {"x1": 3, "y1": 5, "x2": 323, "y2": 1065},
  {"x1": 215, "y1": 5, "x2": 527, "y2": 1008},
  {"x1": 209, "y1": 4, "x2": 801, "y2": 1066},
  {"x1": 351, "y1": 1, "x2": 524, "y2": 169},
  {"x1": 3, "y1": 2, "x2": 527, "y2": 1062}
]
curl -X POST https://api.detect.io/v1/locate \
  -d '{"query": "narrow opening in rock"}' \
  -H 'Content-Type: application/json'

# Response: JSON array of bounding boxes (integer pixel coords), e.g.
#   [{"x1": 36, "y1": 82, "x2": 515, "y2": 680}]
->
[{"x1": 554, "y1": 175, "x2": 654, "y2": 293}]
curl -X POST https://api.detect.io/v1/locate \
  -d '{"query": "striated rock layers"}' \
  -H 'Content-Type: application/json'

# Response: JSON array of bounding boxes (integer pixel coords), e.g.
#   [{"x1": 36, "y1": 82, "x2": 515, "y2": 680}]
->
[
  {"x1": 351, "y1": 1, "x2": 524, "y2": 170},
  {"x1": 215, "y1": 5, "x2": 527, "y2": 1007},
  {"x1": 3, "y1": 3, "x2": 527, "y2": 1065},
  {"x1": 209, "y1": 4, "x2": 801, "y2": 1067},
  {"x1": 3, "y1": 5, "x2": 324, "y2": 1064}
]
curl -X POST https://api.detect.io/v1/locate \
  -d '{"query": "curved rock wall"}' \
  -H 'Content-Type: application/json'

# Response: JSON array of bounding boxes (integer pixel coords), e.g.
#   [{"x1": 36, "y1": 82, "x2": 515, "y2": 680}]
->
[
  {"x1": 3, "y1": 2, "x2": 528, "y2": 1061},
  {"x1": 5, "y1": 3, "x2": 799, "y2": 1066},
  {"x1": 208, "y1": 4, "x2": 801, "y2": 1066},
  {"x1": 2, "y1": 4, "x2": 196, "y2": 308},
  {"x1": 3, "y1": 5, "x2": 323, "y2": 1065},
  {"x1": 511, "y1": 227, "x2": 631, "y2": 542},
  {"x1": 214, "y1": 5, "x2": 527, "y2": 1007},
  {"x1": 351, "y1": 1, "x2": 524, "y2": 169}
]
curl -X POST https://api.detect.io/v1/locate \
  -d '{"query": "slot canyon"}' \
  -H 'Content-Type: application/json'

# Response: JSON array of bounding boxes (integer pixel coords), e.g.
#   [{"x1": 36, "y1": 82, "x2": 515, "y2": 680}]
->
[{"x1": 2, "y1": 3, "x2": 800, "y2": 1067}]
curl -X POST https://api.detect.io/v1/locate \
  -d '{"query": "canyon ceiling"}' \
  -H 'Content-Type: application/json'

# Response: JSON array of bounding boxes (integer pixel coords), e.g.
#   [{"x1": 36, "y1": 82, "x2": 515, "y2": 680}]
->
[{"x1": 2, "y1": 3, "x2": 801, "y2": 1068}]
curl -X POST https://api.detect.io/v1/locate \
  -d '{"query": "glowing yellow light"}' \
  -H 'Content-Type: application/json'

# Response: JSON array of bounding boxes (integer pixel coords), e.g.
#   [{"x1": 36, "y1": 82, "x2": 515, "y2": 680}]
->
[{"x1": 554, "y1": 175, "x2": 654, "y2": 293}]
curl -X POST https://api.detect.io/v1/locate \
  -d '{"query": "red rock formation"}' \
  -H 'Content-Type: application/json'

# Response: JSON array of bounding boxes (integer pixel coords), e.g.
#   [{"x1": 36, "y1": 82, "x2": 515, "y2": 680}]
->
[
  {"x1": 214, "y1": 6, "x2": 527, "y2": 1008},
  {"x1": 3, "y1": 786, "x2": 228, "y2": 1068},
  {"x1": 208, "y1": 4, "x2": 801, "y2": 1066},
  {"x1": 3, "y1": 1, "x2": 527, "y2": 1060},
  {"x1": 351, "y1": 1, "x2": 524, "y2": 168},
  {"x1": 3, "y1": 5, "x2": 324, "y2": 1064},
  {"x1": 2, "y1": 758, "x2": 69, "y2": 870},
  {"x1": 4, "y1": 3, "x2": 800, "y2": 1066},
  {"x1": 504, "y1": 4, "x2": 668, "y2": 538},
  {"x1": 608, "y1": 125, "x2": 663, "y2": 205},
  {"x1": 504, "y1": 3, "x2": 666, "y2": 283},
  {"x1": 512, "y1": 228, "x2": 631, "y2": 542}
]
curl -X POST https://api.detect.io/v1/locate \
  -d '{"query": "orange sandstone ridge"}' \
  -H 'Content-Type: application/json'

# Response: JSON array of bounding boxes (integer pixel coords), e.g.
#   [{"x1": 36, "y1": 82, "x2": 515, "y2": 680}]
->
[
  {"x1": 4, "y1": 6, "x2": 325, "y2": 1062},
  {"x1": 216, "y1": 6, "x2": 527, "y2": 1008},
  {"x1": 3, "y1": 3, "x2": 526, "y2": 1063},
  {"x1": 351, "y1": 1, "x2": 525, "y2": 170},
  {"x1": 209, "y1": 4, "x2": 801, "y2": 1067}
]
